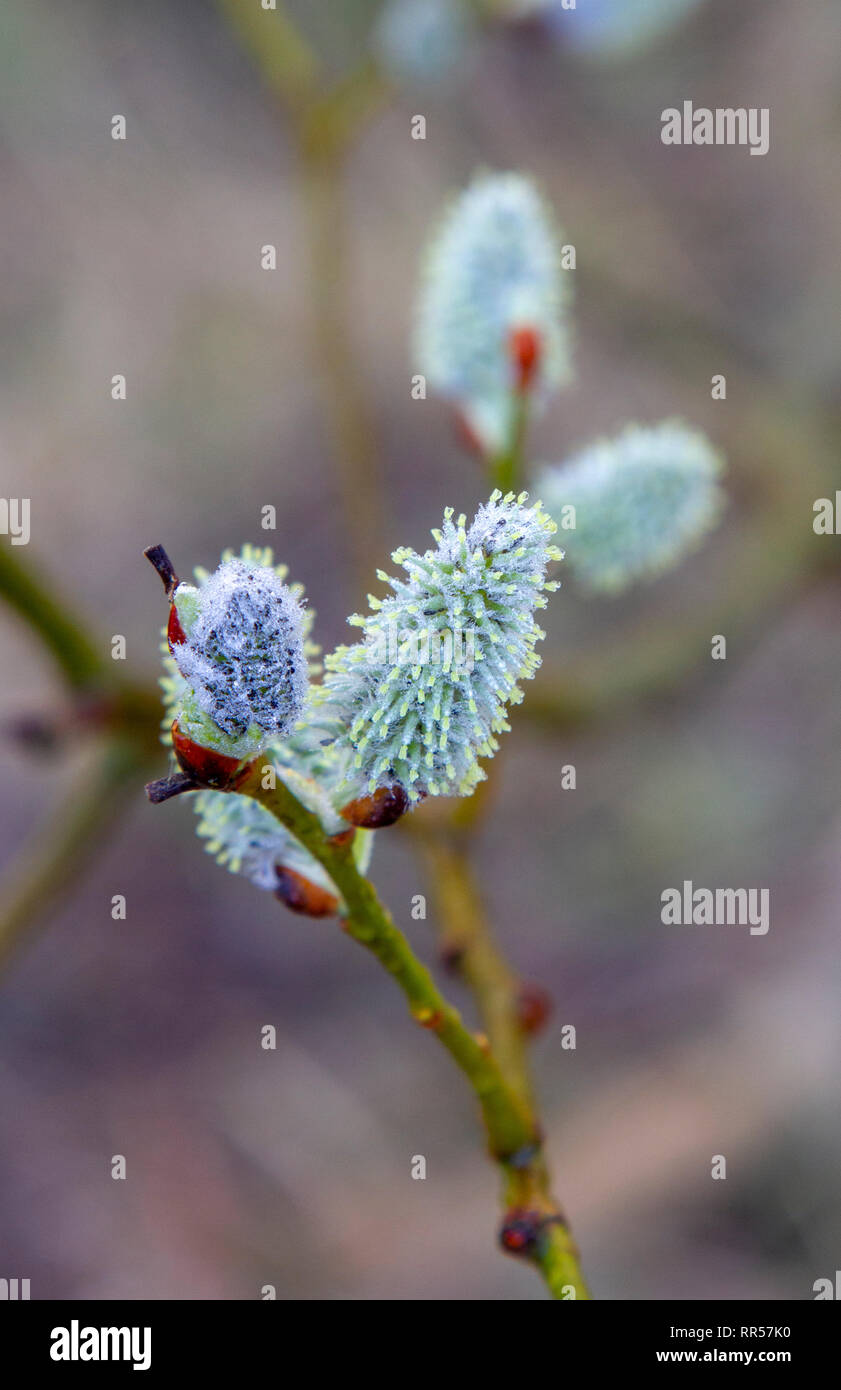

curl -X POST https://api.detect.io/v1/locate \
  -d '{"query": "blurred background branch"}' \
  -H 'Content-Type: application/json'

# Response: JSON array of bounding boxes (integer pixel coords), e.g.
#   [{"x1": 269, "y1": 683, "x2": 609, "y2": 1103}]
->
[
  {"x1": 0, "y1": 543, "x2": 161, "y2": 967},
  {"x1": 218, "y1": 0, "x2": 393, "y2": 589},
  {"x1": 0, "y1": 544, "x2": 108, "y2": 691},
  {"x1": 0, "y1": 736, "x2": 151, "y2": 970}
]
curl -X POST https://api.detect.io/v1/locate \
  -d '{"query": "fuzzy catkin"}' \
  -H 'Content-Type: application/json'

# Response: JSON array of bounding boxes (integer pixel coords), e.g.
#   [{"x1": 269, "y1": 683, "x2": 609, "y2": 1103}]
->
[
  {"x1": 535, "y1": 420, "x2": 724, "y2": 594},
  {"x1": 415, "y1": 171, "x2": 571, "y2": 454},
  {"x1": 164, "y1": 548, "x2": 310, "y2": 760},
  {"x1": 309, "y1": 491, "x2": 561, "y2": 804}
]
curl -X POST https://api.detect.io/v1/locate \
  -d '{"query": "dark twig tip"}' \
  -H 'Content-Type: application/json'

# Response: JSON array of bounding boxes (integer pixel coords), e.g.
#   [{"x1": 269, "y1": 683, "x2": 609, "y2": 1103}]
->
[
  {"x1": 143, "y1": 544, "x2": 179, "y2": 598},
  {"x1": 145, "y1": 771, "x2": 197, "y2": 803}
]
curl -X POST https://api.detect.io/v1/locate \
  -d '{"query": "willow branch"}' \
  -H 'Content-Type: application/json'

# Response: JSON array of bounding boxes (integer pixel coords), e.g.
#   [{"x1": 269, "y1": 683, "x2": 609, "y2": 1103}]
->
[
  {"x1": 400, "y1": 739, "x2": 580, "y2": 1293},
  {"x1": 403, "y1": 747, "x2": 585, "y2": 1293},
  {"x1": 217, "y1": 762, "x2": 590, "y2": 1299},
  {"x1": 0, "y1": 543, "x2": 106, "y2": 691},
  {"x1": 0, "y1": 545, "x2": 164, "y2": 740},
  {"x1": 215, "y1": 0, "x2": 322, "y2": 119},
  {"x1": 0, "y1": 544, "x2": 163, "y2": 970},
  {"x1": 0, "y1": 738, "x2": 149, "y2": 969},
  {"x1": 217, "y1": 0, "x2": 391, "y2": 591},
  {"x1": 412, "y1": 825, "x2": 538, "y2": 1123},
  {"x1": 490, "y1": 388, "x2": 531, "y2": 495},
  {"x1": 301, "y1": 57, "x2": 393, "y2": 164},
  {"x1": 236, "y1": 763, "x2": 534, "y2": 1151}
]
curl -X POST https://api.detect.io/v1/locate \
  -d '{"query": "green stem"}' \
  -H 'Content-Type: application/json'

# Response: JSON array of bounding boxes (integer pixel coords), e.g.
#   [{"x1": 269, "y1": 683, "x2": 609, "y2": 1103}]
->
[
  {"x1": 301, "y1": 57, "x2": 393, "y2": 164},
  {"x1": 406, "y1": 780, "x2": 587, "y2": 1295},
  {"x1": 0, "y1": 738, "x2": 149, "y2": 969},
  {"x1": 238, "y1": 762, "x2": 533, "y2": 1156},
  {"x1": 0, "y1": 547, "x2": 163, "y2": 971},
  {"x1": 0, "y1": 543, "x2": 106, "y2": 690},
  {"x1": 490, "y1": 389, "x2": 530, "y2": 494},
  {"x1": 215, "y1": 0, "x2": 322, "y2": 119},
  {"x1": 413, "y1": 826, "x2": 538, "y2": 1122},
  {"x1": 233, "y1": 761, "x2": 590, "y2": 1299}
]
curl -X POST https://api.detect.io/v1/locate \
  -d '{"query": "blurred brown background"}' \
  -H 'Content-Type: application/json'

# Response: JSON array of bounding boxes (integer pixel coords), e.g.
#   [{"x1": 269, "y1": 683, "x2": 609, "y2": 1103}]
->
[{"x1": 0, "y1": 0, "x2": 839, "y2": 1299}]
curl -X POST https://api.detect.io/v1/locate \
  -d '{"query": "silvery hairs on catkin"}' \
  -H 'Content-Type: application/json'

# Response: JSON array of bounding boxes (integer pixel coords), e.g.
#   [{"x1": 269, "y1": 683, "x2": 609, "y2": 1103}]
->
[
  {"x1": 535, "y1": 420, "x2": 725, "y2": 594},
  {"x1": 307, "y1": 490, "x2": 561, "y2": 805},
  {"x1": 170, "y1": 555, "x2": 309, "y2": 760}
]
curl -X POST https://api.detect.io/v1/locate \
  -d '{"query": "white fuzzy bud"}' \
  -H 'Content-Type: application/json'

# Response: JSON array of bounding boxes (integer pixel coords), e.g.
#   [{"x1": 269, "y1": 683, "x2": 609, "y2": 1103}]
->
[
  {"x1": 535, "y1": 420, "x2": 724, "y2": 594},
  {"x1": 170, "y1": 556, "x2": 308, "y2": 759},
  {"x1": 415, "y1": 171, "x2": 571, "y2": 454}
]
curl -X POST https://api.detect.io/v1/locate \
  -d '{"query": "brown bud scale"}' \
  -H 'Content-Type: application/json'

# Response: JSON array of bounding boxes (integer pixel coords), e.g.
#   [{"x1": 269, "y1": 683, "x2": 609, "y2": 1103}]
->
[
  {"x1": 341, "y1": 782, "x2": 410, "y2": 829},
  {"x1": 275, "y1": 867, "x2": 339, "y2": 918},
  {"x1": 167, "y1": 601, "x2": 187, "y2": 650},
  {"x1": 510, "y1": 326, "x2": 541, "y2": 392},
  {"x1": 171, "y1": 721, "x2": 243, "y2": 790}
]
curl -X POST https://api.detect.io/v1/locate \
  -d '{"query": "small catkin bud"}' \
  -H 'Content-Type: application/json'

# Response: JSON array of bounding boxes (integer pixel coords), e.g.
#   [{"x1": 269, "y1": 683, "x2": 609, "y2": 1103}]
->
[
  {"x1": 157, "y1": 545, "x2": 321, "y2": 756},
  {"x1": 165, "y1": 554, "x2": 309, "y2": 761},
  {"x1": 374, "y1": 0, "x2": 473, "y2": 85},
  {"x1": 308, "y1": 491, "x2": 561, "y2": 811},
  {"x1": 535, "y1": 420, "x2": 725, "y2": 594},
  {"x1": 150, "y1": 545, "x2": 373, "y2": 914},
  {"x1": 415, "y1": 171, "x2": 571, "y2": 455}
]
